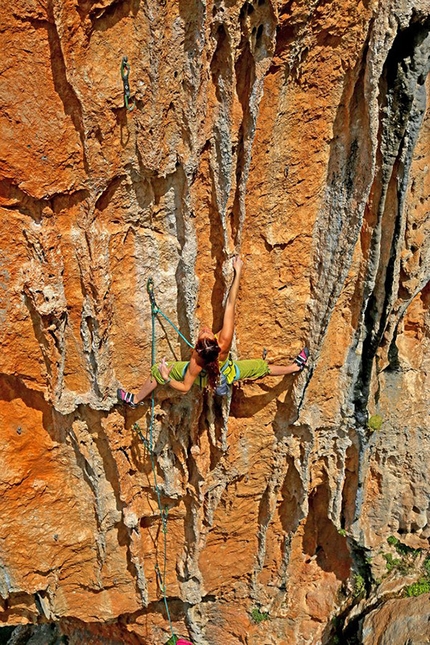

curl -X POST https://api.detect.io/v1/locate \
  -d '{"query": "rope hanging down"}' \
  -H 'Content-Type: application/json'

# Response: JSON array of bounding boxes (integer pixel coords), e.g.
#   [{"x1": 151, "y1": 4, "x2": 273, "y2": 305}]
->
[{"x1": 133, "y1": 279, "x2": 194, "y2": 645}]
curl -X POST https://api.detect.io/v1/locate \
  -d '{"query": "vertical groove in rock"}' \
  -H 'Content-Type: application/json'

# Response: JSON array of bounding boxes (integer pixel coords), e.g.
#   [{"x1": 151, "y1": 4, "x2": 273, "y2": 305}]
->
[
  {"x1": 353, "y1": 13, "x2": 430, "y2": 424},
  {"x1": 310, "y1": 31, "x2": 374, "y2": 352}
]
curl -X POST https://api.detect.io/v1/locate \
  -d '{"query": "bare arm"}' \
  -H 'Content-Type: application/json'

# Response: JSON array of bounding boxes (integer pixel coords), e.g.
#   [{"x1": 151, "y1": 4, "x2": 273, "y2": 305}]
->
[
  {"x1": 216, "y1": 256, "x2": 243, "y2": 356},
  {"x1": 159, "y1": 355, "x2": 202, "y2": 394}
]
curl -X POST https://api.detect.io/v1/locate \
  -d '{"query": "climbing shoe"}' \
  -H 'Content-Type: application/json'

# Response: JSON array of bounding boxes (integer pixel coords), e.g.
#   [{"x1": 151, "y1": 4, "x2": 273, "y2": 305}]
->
[
  {"x1": 294, "y1": 347, "x2": 309, "y2": 371},
  {"x1": 117, "y1": 388, "x2": 137, "y2": 408}
]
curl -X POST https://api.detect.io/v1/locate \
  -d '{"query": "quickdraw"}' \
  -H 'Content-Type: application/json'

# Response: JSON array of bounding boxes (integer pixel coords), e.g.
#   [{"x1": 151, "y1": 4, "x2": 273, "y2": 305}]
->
[{"x1": 121, "y1": 56, "x2": 133, "y2": 111}]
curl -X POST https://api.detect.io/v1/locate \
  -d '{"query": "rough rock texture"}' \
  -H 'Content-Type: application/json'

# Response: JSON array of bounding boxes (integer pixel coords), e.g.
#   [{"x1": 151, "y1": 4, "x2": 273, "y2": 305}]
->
[
  {"x1": 361, "y1": 593, "x2": 430, "y2": 645},
  {"x1": 0, "y1": 0, "x2": 429, "y2": 644}
]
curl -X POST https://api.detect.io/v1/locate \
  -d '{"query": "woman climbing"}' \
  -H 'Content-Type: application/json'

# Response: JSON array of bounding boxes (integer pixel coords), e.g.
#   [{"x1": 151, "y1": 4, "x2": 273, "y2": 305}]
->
[{"x1": 117, "y1": 256, "x2": 309, "y2": 407}]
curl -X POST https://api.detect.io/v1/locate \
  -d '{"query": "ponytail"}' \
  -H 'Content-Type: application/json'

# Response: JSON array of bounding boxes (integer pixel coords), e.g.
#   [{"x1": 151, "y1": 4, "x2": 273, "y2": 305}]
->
[{"x1": 195, "y1": 338, "x2": 221, "y2": 390}]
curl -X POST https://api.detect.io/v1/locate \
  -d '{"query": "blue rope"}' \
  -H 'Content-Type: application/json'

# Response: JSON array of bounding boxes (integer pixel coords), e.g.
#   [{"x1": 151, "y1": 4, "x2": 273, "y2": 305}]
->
[
  {"x1": 138, "y1": 278, "x2": 194, "y2": 642},
  {"x1": 156, "y1": 309, "x2": 194, "y2": 349},
  {"x1": 147, "y1": 278, "x2": 194, "y2": 349}
]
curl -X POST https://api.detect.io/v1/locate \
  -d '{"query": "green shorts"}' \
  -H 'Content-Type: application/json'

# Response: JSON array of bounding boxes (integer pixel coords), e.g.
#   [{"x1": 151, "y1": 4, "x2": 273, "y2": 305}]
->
[
  {"x1": 151, "y1": 361, "x2": 194, "y2": 385},
  {"x1": 233, "y1": 359, "x2": 270, "y2": 381},
  {"x1": 150, "y1": 358, "x2": 269, "y2": 387}
]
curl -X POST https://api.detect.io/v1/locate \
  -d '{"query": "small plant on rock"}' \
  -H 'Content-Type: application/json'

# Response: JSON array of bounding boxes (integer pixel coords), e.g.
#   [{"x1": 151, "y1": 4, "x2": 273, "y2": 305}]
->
[
  {"x1": 353, "y1": 573, "x2": 365, "y2": 597},
  {"x1": 403, "y1": 554, "x2": 430, "y2": 597},
  {"x1": 404, "y1": 578, "x2": 430, "y2": 597},
  {"x1": 383, "y1": 552, "x2": 402, "y2": 573},
  {"x1": 251, "y1": 607, "x2": 270, "y2": 623},
  {"x1": 367, "y1": 414, "x2": 383, "y2": 431},
  {"x1": 383, "y1": 536, "x2": 421, "y2": 574}
]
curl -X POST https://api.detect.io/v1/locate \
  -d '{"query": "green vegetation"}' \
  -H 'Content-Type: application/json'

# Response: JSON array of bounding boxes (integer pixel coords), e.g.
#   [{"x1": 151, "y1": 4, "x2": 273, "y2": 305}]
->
[
  {"x1": 338, "y1": 528, "x2": 347, "y2": 537},
  {"x1": 381, "y1": 539, "x2": 430, "y2": 597},
  {"x1": 383, "y1": 552, "x2": 402, "y2": 573},
  {"x1": 387, "y1": 535, "x2": 420, "y2": 557},
  {"x1": 367, "y1": 414, "x2": 383, "y2": 431},
  {"x1": 403, "y1": 555, "x2": 430, "y2": 598},
  {"x1": 251, "y1": 607, "x2": 270, "y2": 623},
  {"x1": 353, "y1": 573, "x2": 365, "y2": 597},
  {"x1": 382, "y1": 536, "x2": 422, "y2": 574},
  {"x1": 404, "y1": 578, "x2": 430, "y2": 597},
  {"x1": 386, "y1": 535, "x2": 398, "y2": 546}
]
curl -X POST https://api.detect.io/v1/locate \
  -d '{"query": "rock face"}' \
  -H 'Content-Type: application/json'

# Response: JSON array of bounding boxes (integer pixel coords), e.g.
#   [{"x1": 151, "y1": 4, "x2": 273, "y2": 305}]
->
[{"x1": 0, "y1": 0, "x2": 429, "y2": 643}]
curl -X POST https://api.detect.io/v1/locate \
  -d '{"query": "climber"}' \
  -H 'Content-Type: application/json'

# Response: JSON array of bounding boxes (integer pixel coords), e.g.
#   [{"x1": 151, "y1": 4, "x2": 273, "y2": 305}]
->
[{"x1": 117, "y1": 256, "x2": 309, "y2": 407}]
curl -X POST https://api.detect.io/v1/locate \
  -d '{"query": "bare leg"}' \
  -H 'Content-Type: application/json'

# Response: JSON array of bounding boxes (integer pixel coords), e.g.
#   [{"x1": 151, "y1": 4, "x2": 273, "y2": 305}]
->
[
  {"x1": 135, "y1": 376, "x2": 158, "y2": 403},
  {"x1": 268, "y1": 348, "x2": 309, "y2": 376},
  {"x1": 268, "y1": 363, "x2": 301, "y2": 376}
]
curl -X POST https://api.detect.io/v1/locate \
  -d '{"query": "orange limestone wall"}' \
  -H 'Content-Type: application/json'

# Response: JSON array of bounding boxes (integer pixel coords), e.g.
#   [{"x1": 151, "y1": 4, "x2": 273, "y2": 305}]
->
[{"x1": 0, "y1": 0, "x2": 429, "y2": 644}]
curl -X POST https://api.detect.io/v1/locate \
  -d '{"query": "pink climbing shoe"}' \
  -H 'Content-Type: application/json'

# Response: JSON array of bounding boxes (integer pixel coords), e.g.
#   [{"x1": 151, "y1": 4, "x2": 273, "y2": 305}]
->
[
  {"x1": 294, "y1": 347, "x2": 309, "y2": 371},
  {"x1": 176, "y1": 640, "x2": 193, "y2": 645},
  {"x1": 117, "y1": 388, "x2": 137, "y2": 408}
]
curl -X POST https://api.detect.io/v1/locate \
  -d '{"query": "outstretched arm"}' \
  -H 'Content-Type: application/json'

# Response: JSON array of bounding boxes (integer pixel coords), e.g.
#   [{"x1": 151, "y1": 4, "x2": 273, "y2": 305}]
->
[{"x1": 216, "y1": 256, "x2": 243, "y2": 355}]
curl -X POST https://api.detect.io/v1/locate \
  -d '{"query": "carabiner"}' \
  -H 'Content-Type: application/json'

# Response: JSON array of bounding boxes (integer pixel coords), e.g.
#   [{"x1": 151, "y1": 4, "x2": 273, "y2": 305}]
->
[{"x1": 147, "y1": 277, "x2": 159, "y2": 313}]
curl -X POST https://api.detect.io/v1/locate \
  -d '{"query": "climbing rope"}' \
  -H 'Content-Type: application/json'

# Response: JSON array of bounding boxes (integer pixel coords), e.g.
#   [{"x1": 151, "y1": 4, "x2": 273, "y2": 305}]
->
[
  {"x1": 121, "y1": 56, "x2": 133, "y2": 111},
  {"x1": 133, "y1": 279, "x2": 194, "y2": 645},
  {"x1": 147, "y1": 278, "x2": 194, "y2": 350}
]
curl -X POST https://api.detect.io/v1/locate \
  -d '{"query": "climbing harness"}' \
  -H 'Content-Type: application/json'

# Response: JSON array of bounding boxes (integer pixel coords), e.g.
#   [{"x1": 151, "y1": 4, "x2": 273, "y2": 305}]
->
[
  {"x1": 132, "y1": 279, "x2": 194, "y2": 645},
  {"x1": 121, "y1": 56, "x2": 133, "y2": 111},
  {"x1": 215, "y1": 356, "x2": 236, "y2": 396}
]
